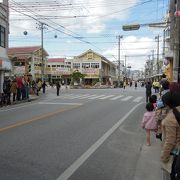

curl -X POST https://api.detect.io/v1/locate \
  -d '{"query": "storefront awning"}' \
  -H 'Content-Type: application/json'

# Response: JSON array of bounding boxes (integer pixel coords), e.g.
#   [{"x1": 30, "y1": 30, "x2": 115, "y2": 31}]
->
[{"x1": 0, "y1": 57, "x2": 12, "y2": 71}]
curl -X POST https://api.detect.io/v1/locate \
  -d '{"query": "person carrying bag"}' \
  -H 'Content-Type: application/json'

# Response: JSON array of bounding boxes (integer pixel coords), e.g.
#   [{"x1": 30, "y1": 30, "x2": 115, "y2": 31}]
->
[{"x1": 161, "y1": 91, "x2": 180, "y2": 180}]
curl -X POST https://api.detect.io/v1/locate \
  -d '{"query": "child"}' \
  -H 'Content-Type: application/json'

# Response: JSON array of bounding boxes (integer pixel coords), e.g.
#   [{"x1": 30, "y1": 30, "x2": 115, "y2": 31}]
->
[
  {"x1": 141, "y1": 103, "x2": 157, "y2": 146},
  {"x1": 149, "y1": 94, "x2": 157, "y2": 109}
]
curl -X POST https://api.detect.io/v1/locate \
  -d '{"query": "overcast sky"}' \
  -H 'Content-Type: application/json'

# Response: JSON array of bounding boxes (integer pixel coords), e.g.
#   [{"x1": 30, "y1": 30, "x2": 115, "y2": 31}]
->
[{"x1": 9, "y1": 0, "x2": 169, "y2": 70}]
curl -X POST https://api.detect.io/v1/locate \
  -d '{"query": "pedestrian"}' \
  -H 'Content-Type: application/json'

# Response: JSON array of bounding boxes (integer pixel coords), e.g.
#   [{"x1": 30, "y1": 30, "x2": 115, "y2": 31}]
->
[
  {"x1": 145, "y1": 81, "x2": 152, "y2": 103},
  {"x1": 3, "y1": 79, "x2": 11, "y2": 105},
  {"x1": 123, "y1": 81, "x2": 126, "y2": 89},
  {"x1": 42, "y1": 81, "x2": 47, "y2": 94},
  {"x1": 161, "y1": 91, "x2": 180, "y2": 180},
  {"x1": 141, "y1": 103, "x2": 157, "y2": 146},
  {"x1": 149, "y1": 94, "x2": 157, "y2": 109},
  {"x1": 135, "y1": 81, "x2": 137, "y2": 89},
  {"x1": 10, "y1": 79, "x2": 17, "y2": 102},
  {"x1": 56, "y1": 81, "x2": 61, "y2": 96}
]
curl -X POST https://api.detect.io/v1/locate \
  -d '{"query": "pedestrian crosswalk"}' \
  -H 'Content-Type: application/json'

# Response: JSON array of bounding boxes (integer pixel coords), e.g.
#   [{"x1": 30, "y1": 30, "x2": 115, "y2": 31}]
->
[{"x1": 51, "y1": 93, "x2": 144, "y2": 102}]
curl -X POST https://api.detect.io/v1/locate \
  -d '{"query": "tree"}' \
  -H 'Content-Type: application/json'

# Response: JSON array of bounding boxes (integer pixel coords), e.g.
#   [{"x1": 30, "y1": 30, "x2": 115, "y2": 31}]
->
[{"x1": 71, "y1": 70, "x2": 86, "y2": 85}]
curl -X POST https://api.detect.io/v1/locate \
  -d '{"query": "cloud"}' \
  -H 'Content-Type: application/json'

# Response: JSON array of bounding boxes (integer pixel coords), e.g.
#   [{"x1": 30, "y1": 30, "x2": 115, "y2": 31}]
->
[
  {"x1": 103, "y1": 36, "x2": 158, "y2": 70},
  {"x1": 9, "y1": 0, "x2": 139, "y2": 35}
]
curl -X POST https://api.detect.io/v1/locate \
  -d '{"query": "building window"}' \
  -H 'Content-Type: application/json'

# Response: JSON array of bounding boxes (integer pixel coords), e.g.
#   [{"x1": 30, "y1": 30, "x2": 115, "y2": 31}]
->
[
  {"x1": 82, "y1": 63, "x2": 90, "y2": 68},
  {"x1": 91, "y1": 63, "x2": 99, "y2": 68},
  {"x1": 73, "y1": 63, "x2": 80, "y2": 69},
  {"x1": 52, "y1": 65, "x2": 56, "y2": 67},
  {"x1": 0, "y1": 25, "x2": 5, "y2": 48},
  {"x1": 61, "y1": 65, "x2": 64, "y2": 68},
  {"x1": 57, "y1": 65, "x2": 60, "y2": 67},
  {"x1": 14, "y1": 62, "x2": 25, "y2": 66},
  {"x1": 48, "y1": 65, "x2": 51, "y2": 67}
]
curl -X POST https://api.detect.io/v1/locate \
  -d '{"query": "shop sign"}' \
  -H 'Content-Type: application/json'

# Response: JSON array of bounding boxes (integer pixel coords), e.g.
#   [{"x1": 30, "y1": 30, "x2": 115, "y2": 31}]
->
[
  {"x1": 0, "y1": 58, "x2": 12, "y2": 70},
  {"x1": 14, "y1": 66, "x2": 25, "y2": 75},
  {"x1": 54, "y1": 68, "x2": 71, "y2": 75},
  {"x1": 82, "y1": 68, "x2": 99, "y2": 75}
]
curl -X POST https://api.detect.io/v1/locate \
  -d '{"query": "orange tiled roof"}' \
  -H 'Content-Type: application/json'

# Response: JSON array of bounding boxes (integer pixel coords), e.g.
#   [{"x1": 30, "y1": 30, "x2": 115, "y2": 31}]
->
[
  {"x1": 8, "y1": 46, "x2": 42, "y2": 55},
  {"x1": 48, "y1": 58, "x2": 65, "y2": 63}
]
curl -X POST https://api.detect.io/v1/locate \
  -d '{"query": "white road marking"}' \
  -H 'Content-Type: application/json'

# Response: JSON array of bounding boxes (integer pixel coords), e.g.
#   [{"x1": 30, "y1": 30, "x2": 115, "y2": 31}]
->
[
  {"x1": 56, "y1": 102, "x2": 144, "y2": 180},
  {"x1": 88, "y1": 95, "x2": 106, "y2": 99},
  {"x1": 0, "y1": 102, "x2": 37, "y2": 112},
  {"x1": 121, "y1": 96, "x2": 133, "y2": 101},
  {"x1": 79, "y1": 94, "x2": 97, "y2": 99},
  {"x1": 99, "y1": 95, "x2": 115, "y2": 99},
  {"x1": 38, "y1": 102, "x2": 82, "y2": 106},
  {"x1": 133, "y1": 97, "x2": 143, "y2": 102},
  {"x1": 110, "y1": 95, "x2": 124, "y2": 100},
  {"x1": 70, "y1": 94, "x2": 90, "y2": 99}
]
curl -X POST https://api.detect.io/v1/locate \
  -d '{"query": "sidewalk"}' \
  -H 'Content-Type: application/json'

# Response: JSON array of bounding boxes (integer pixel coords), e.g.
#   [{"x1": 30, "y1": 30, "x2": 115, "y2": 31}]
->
[{"x1": 133, "y1": 138, "x2": 163, "y2": 180}]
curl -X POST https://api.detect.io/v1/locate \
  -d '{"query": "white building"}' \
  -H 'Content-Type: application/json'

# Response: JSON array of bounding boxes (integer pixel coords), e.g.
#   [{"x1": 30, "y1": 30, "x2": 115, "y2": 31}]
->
[{"x1": 0, "y1": 0, "x2": 12, "y2": 93}]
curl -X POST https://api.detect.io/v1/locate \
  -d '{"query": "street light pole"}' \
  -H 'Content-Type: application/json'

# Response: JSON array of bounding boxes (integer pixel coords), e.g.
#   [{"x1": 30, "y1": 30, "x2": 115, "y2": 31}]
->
[
  {"x1": 155, "y1": 35, "x2": 160, "y2": 75},
  {"x1": 117, "y1": 35, "x2": 123, "y2": 87}
]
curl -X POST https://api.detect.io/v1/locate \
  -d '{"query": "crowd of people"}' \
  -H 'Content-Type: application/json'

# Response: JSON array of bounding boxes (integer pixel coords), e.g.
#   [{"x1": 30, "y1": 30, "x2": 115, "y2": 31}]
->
[
  {"x1": 0, "y1": 75, "x2": 64, "y2": 107},
  {"x1": 142, "y1": 74, "x2": 180, "y2": 180},
  {"x1": 0, "y1": 76, "x2": 48, "y2": 106}
]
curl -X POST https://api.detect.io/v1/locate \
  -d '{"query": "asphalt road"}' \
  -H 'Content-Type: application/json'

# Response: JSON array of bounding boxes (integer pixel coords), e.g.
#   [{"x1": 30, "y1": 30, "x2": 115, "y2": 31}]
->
[{"x1": 0, "y1": 86, "x2": 147, "y2": 180}]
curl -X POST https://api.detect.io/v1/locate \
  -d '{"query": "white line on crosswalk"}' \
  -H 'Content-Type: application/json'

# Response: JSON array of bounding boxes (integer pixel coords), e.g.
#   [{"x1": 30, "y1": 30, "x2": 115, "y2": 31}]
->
[
  {"x1": 79, "y1": 94, "x2": 97, "y2": 99},
  {"x1": 110, "y1": 95, "x2": 124, "y2": 100},
  {"x1": 88, "y1": 95, "x2": 106, "y2": 99},
  {"x1": 99, "y1": 95, "x2": 115, "y2": 99},
  {"x1": 70, "y1": 94, "x2": 90, "y2": 99},
  {"x1": 63, "y1": 94, "x2": 83, "y2": 99},
  {"x1": 133, "y1": 96, "x2": 143, "y2": 102},
  {"x1": 121, "y1": 96, "x2": 133, "y2": 101}
]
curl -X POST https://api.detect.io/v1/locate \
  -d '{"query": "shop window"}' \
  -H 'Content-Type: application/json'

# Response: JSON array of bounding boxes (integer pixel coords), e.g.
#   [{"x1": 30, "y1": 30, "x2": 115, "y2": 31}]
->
[
  {"x1": 82, "y1": 63, "x2": 90, "y2": 68},
  {"x1": 91, "y1": 63, "x2": 99, "y2": 68},
  {"x1": 0, "y1": 25, "x2": 5, "y2": 48},
  {"x1": 73, "y1": 63, "x2": 80, "y2": 69},
  {"x1": 14, "y1": 62, "x2": 25, "y2": 66}
]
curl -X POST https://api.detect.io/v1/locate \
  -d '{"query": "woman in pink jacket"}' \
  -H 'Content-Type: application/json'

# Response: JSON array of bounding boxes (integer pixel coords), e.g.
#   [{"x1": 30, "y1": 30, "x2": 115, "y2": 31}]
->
[{"x1": 141, "y1": 103, "x2": 157, "y2": 146}]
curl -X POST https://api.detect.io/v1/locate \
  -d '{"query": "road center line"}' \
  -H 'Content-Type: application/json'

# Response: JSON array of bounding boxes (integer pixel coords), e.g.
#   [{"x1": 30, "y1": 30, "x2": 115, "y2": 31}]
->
[
  {"x1": 56, "y1": 102, "x2": 144, "y2": 180},
  {"x1": 0, "y1": 105, "x2": 81, "y2": 133},
  {"x1": 38, "y1": 102, "x2": 83, "y2": 106}
]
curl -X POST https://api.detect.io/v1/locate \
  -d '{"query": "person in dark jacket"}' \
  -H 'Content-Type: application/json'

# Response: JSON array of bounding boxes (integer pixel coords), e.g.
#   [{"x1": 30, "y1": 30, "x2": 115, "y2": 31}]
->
[
  {"x1": 42, "y1": 81, "x2": 47, "y2": 94},
  {"x1": 145, "y1": 81, "x2": 152, "y2": 103},
  {"x1": 56, "y1": 81, "x2": 61, "y2": 96}
]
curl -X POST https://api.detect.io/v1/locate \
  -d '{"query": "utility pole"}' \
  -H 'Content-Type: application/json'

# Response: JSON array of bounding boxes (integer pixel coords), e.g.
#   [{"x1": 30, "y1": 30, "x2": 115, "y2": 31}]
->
[
  {"x1": 151, "y1": 50, "x2": 155, "y2": 77},
  {"x1": 124, "y1": 55, "x2": 127, "y2": 80},
  {"x1": 155, "y1": 35, "x2": 160, "y2": 75},
  {"x1": 117, "y1": 35, "x2": 123, "y2": 87},
  {"x1": 37, "y1": 22, "x2": 47, "y2": 81}
]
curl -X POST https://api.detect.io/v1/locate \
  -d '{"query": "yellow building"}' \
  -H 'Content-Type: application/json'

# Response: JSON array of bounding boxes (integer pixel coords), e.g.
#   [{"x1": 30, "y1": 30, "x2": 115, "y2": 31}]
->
[
  {"x1": 72, "y1": 49, "x2": 116, "y2": 85},
  {"x1": 8, "y1": 46, "x2": 49, "y2": 80}
]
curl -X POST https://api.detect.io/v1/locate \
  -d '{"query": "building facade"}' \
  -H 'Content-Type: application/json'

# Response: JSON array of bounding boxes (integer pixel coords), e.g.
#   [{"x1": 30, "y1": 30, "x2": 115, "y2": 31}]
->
[
  {"x1": 72, "y1": 49, "x2": 117, "y2": 86},
  {"x1": 167, "y1": 0, "x2": 180, "y2": 82},
  {"x1": 0, "y1": 0, "x2": 12, "y2": 93},
  {"x1": 8, "y1": 46, "x2": 48, "y2": 80},
  {"x1": 46, "y1": 58, "x2": 71, "y2": 84}
]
